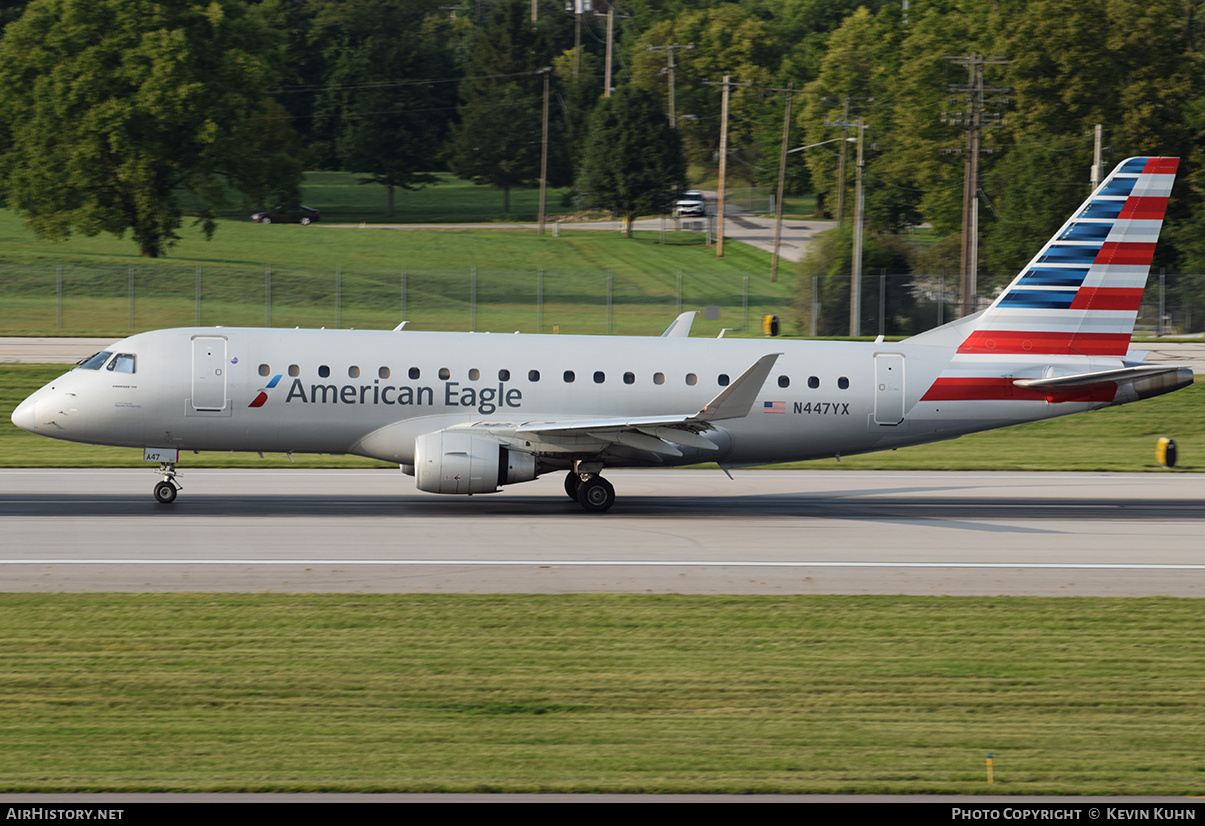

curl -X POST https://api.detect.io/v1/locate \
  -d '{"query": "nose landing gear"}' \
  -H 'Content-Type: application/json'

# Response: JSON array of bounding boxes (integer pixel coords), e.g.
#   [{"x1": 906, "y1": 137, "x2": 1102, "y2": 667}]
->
[{"x1": 153, "y1": 462, "x2": 180, "y2": 504}]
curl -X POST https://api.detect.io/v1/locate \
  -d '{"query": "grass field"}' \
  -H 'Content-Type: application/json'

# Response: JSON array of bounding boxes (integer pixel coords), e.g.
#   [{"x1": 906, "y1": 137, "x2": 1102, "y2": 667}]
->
[
  {"x1": 292, "y1": 171, "x2": 575, "y2": 223},
  {"x1": 0, "y1": 170, "x2": 808, "y2": 337},
  {"x1": 0, "y1": 593, "x2": 1201, "y2": 794},
  {"x1": 0, "y1": 217, "x2": 790, "y2": 338},
  {"x1": 3, "y1": 363, "x2": 1199, "y2": 471}
]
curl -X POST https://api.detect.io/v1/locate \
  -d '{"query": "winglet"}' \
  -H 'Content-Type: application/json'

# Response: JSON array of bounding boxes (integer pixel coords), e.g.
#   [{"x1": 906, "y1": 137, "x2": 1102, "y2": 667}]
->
[
  {"x1": 661, "y1": 311, "x2": 699, "y2": 338},
  {"x1": 694, "y1": 353, "x2": 781, "y2": 422}
]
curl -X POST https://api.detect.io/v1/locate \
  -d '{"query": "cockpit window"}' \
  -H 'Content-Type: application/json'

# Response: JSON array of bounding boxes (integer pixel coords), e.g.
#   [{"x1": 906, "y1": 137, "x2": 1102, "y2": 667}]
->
[
  {"x1": 77, "y1": 351, "x2": 112, "y2": 370},
  {"x1": 106, "y1": 353, "x2": 136, "y2": 374}
]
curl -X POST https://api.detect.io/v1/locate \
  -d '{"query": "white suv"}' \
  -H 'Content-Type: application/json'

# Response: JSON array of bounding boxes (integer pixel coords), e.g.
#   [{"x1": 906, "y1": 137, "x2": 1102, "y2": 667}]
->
[{"x1": 674, "y1": 191, "x2": 707, "y2": 218}]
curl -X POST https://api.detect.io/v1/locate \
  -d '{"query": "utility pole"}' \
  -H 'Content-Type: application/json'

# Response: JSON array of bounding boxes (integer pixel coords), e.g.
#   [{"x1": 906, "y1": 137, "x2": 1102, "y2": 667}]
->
[
  {"x1": 568, "y1": 0, "x2": 593, "y2": 77},
  {"x1": 538, "y1": 67, "x2": 551, "y2": 235},
  {"x1": 851, "y1": 119, "x2": 866, "y2": 337},
  {"x1": 705, "y1": 75, "x2": 751, "y2": 258},
  {"x1": 1090, "y1": 124, "x2": 1103, "y2": 188},
  {"x1": 836, "y1": 99, "x2": 850, "y2": 222},
  {"x1": 943, "y1": 53, "x2": 1009, "y2": 317},
  {"x1": 604, "y1": 5, "x2": 614, "y2": 96},
  {"x1": 717, "y1": 75, "x2": 730, "y2": 257},
  {"x1": 646, "y1": 43, "x2": 694, "y2": 126},
  {"x1": 770, "y1": 82, "x2": 795, "y2": 283},
  {"x1": 822, "y1": 96, "x2": 873, "y2": 224}
]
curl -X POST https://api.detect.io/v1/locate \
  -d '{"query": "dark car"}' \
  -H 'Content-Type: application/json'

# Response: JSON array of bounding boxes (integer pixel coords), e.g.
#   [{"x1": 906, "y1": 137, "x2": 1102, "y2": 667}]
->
[{"x1": 251, "y1": 206, "x2": 321, "y2": 225}]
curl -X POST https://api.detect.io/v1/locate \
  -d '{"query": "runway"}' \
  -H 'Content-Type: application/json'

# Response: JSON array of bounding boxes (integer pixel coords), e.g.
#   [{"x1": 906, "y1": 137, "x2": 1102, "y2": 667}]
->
[{"x1": 2, "y1": 468, "x2": 1202, "y2": 596}]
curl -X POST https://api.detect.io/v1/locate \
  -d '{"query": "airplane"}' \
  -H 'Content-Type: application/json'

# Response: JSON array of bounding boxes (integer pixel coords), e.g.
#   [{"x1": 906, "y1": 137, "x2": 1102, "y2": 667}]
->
[{"x1": 10, "y1": 157, "x2": 1192, "y2": 512}]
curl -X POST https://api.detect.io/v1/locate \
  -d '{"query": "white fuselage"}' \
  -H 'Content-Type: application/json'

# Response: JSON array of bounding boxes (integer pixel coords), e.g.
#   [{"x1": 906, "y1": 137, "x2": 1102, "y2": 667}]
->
[{"x1": 12, "y1": 326, "x2": 1119, "y2": 469}]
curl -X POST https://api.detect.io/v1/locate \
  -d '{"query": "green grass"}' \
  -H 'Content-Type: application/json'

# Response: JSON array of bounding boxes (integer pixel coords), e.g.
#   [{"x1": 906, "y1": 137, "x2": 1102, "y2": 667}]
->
[
  {"x1": 295, "y1": 171, "x2": 576, "y2": 223},
  {"x1": 0, "y1": 210, "x2": 790, "y2": 337},
  {"x1": 178, "y1": 170, "x2": 577, "y2": 224},
  {"x1": 3, "y1": 363, "x2": 1200, "y2": 471},
  {"x1": 0, "y1": 593, "x2": 1201, "y2": 794}
]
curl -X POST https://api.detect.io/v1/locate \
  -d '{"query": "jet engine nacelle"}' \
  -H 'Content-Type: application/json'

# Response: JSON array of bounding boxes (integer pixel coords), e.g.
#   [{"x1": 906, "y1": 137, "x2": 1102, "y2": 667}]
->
[{"x1": 414, "y1": 430, "x2": 538, "y2": 494}]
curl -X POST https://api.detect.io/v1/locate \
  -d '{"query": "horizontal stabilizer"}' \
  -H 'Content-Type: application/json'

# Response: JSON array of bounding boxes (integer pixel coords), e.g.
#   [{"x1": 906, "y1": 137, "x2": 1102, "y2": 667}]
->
[
  {"x1": 1014, "y1": 364, "x2": 1192, "y2": 403},
  {"x1": 1013, "y1": 364, "x2": 1187, "y2": 390}
]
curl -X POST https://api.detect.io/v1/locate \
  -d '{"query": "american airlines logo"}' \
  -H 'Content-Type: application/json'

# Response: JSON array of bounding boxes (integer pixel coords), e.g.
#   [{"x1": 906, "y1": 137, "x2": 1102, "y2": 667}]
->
[
  {"x1": 249, "y1": 378, "x2": 524, "y2": 415},
  {"x1": 248, "y1": 375, "x2": 282, "y2": 408}
]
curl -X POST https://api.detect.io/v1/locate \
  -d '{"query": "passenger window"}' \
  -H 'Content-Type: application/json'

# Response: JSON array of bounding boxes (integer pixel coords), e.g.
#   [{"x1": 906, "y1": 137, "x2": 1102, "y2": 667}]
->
[
  {"x1": 808, "y1": 376, "x2": 820, "y2": 389},
  {"x1": 594, "y1": 371, "x2": 605, "y2": 384},
  {"x1": 379, "y1": 366, "x2": 391, "y2": 379},
  {"x1": 624, "y1": 372, "x2": 635, "y2": 385},
  {"x1": 718, "y1": 374, "x2": 730, "y2": 386},
  {"x1": 499, "y1": 369, "x2": 511, "y2": 381},
  {"x1": 289, "y1": 364, "x2": 299, "y2": 377},
  {"x1": 318, "y1": 365, "x2": 330, "y2": 378},
  {"x1": 838, "y1": 377, "x2": 849, "y2": 390},
  {"x1": 108, "y1": 353, "x2": 136, "y2": 374},
  {"x1": 409, "y1": 367, "x2": 420, "y2": 380},
  {"x1": 564, "y1": 371, "x2": 575, "y2": 383},
  {"x1": 439, "y1": 367, "x2": 450, "y2": 380},
  {"x1": 258, "y1": 364, "x2": 271, "y2": 377},
  {"x1": 469, "y1": 368, "x2": 480, "y2": 381},
  {"x1": 528, "y1": 370, "x2": 540, "y2": 382},
  {"x1": 778, "y1": 375, "x2": 790, "y2": 388},
  {"x1": 78, "y1": 351, "x2": 112, "y2": 370},
  {"x1": 348, "y1": 366, "x2": 360, "y2": 379},
  {"x1": 685, "y1": 373, "x2": 697, "y2": 386},
  {"x1": 654, "y1": 372, "x2": 665, "y2": 385}
]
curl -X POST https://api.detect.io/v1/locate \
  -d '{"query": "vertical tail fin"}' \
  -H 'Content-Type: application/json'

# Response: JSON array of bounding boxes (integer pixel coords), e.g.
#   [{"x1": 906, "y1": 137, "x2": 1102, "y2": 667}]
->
[{"x1": 958, "y1": 157, "x2": 1178, "y2": 357}]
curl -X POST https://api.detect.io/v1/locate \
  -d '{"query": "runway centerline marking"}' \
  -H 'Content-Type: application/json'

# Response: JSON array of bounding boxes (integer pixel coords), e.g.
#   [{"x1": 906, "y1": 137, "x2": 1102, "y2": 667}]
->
[{"x1": 3, "y1": 559, "x2": 1205, "y2": 571}]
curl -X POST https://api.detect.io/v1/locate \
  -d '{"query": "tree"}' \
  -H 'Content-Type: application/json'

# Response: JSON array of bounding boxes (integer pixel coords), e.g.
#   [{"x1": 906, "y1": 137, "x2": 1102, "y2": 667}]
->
[
  {"x1": 447, "y1": 82, "x2": 545, "y2": 215},
  {"x1": 444, "y1": 0, "x2": 572, "y2": 214},
  {"x1": 578, "y1": 85, "x2": 686, "y2": 236},
  {"x1": 0, "y1": 0, "x2": 303, "y2": 257},
  {"x1": 794, "y1": 225, "x2": 920, "y2": 336},
  {"x1": 323, "y1": 27, "x2": 458, "y2": 216}
]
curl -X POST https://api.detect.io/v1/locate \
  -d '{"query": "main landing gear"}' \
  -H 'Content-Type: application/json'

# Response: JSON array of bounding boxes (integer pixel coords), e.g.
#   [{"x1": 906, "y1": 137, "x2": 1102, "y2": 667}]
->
[
  {"x1": 563, "y1": 468, "x2": 616, "y2": 513},
  {"x1": 153, "y1": 462, "x2": 180, "y2": 504}
]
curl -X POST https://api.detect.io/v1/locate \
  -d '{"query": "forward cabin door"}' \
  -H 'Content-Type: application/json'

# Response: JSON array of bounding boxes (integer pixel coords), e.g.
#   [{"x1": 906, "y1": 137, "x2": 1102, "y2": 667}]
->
[
  {"x1": 873, "y1": 353, "x2": 905, "y2": 425},
  {"x1": 191, "y1": 336, "x2": 228, "y2": 412}
]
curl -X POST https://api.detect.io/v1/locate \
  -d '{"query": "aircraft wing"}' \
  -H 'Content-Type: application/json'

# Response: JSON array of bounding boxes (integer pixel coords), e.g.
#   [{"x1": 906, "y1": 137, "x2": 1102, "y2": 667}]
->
[{"x1": 454, "y1": 353, "x2": 781, "y2": 459}]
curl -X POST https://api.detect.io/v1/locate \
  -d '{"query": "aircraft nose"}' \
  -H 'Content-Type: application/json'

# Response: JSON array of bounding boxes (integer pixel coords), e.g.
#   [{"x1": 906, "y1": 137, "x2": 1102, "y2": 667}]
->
[{"x1": 11, "y1": 395, "x2": 37, "y2": 433}]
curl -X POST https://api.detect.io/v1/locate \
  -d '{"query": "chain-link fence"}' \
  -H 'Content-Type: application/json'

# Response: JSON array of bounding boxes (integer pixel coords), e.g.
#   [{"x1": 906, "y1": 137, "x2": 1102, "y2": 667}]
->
[
  {"x1": 4, "y1": 262, "x2": 1199, "y2": 339},
  {"x1": 0, "y1": 262, "x2": 785, "y2": 338},
  {"x1": 800, "y1": 270, "x2": 1203, "y2": 338}
]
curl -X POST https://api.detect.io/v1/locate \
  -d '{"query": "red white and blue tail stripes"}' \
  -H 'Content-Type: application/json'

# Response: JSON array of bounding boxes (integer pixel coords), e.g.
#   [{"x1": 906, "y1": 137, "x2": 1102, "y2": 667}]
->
[
  {"x1": 920, "y1": 157, "x2": 1178, "y2": 404},
  {"x1": 957, "y1": 157, "x2": 1177, "y2": 357}
]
